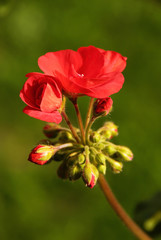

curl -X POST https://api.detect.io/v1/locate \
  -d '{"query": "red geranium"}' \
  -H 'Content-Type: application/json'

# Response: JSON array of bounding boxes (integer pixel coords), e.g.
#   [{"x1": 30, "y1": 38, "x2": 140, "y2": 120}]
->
[
  {"x1": 38, "y1": 46, "x2": 127, "y2": 98},
  {"x1": 20, "y1": 72, "x2": 62, "y2": 123}
]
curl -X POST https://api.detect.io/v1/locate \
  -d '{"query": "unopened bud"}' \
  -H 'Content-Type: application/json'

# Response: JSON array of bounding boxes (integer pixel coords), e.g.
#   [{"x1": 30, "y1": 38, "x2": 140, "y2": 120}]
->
[
  {"x1": 57, "y1": 161, "x2": 68, "y2": 179},
  {"x1": 96, "y1": 153, "x2": 106, "y2": 165},
  {"x1": 97, "y1": 164, "x2": 106, "y2": 175},
  {"x1": 106, "y1": 156, "x2": 123, "y2": 173},
  {"x1": 78, "y1": 153, "x2": 85, "y2": 165},
  {"x1": 103, "y1": 143, "x2": 117, "y2": 156},
  {"x1": 95, "y1": 142, "x2": 106, "y2": 150},
  {"x1": 59, "y1": 131, "x2": 74, "y2": 142},
  {"x1": 68, "y1": 165, "x2": 82, "y2": 180},
  {"x1": 93, "y1": 97, "x2": 113, "y2": 117},
  {"x1": 53, "y1": 150, "x2": 67, "y2": 162},
  {"x1": 100, "y1": 121, "x2": 118, "y2": 140},
  {"x1": 90, "y1": 132, "x2": 101, "y2": 143},
  {"x1": 28, "y1": 144, "x2": 56, "y2": 165},
  {"x1": 117, "y1": 146, "x2": 133, "y2": 161},
  {"x1": 43, "y1": 123, "x2": 62, "y2": 138},
  {"x1": 67, "y1": 152, "x2": 79, "y2": 166},
  {"x1": 82, "y1": 163, "x2": 99, "y2": 189}
]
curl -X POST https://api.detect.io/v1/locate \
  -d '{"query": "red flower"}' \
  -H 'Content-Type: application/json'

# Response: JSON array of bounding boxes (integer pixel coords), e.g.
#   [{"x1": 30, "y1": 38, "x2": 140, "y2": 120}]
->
[
  {"x1": 28, "y1": 144, "x2": 55, "y2": 165},
  {"x1": 38, "y1": 46, "x2": 127, "y2": 98},
  {"x1": 20, "y1": 73, "x2": 62, "y2": 123},
  {"x1": 94, "y1": 97, "x2": 113, "y2": 116}
]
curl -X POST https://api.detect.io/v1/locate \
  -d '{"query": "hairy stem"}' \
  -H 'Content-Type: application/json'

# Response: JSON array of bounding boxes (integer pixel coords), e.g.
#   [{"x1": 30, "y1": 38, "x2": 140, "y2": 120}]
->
[
  {"x1": 85, "y1": 97, "x2": 94, "y2": 131},
  {"x1": 61, "y1": 111, "x2": 80, "y2": 143},
  {"x1": 98, "y1": 174, "x2": 152, "y2": 240}
]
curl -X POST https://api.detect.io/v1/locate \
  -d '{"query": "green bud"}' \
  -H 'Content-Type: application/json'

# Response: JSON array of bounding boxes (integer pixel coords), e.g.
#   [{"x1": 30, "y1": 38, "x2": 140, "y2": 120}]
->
[
  {"x1": 117, "y1": 146, "x2": 133, "y2": 161},
  {"x1": 95, "y1": 142, "x2": 106, "y2": 150},
  {"x1": 78, "y1": 153, "x2": 85, "y2": 165},
  {"x1": 82, "y1": 163, "x2": 99, "y2": 189},
  {"x1": 95, "y1": 153, "x2": 106, "y2": 165},
  {"x1": 57, "y1": 161, "x2": 69, "y2": 179},
  {"x1": 67, "y1": 152, "x2": 79, "y2": 166},
  {"x1": 53, "y1": 150, "x2": 67, "y2": 162},
  {"x1": 103, "y1": 143, "x2": 117, "y2": 156},
  {"x1": 89, "y1": 153, "x2": 97, "y2": 166},
  {"x1": 99, "y1": 121, "x2": 118, "y2": 140},
  {"x1": 90, "y1": 132, "x2": 101, "y2": 143},
  {"x1": 106, "y1": 156, "x2": 123, "y2": 173},
  {"x1": 89, "y1": 147, "x2": 98, "y2": 155},
  {"x1": 97, "y1": 164, "x2": 106, "y2": 174},
  {"x1": 43, "y1": 123, "x2": 63, "y2": 138},
  {"x1": 59, "y1": 131, "x2": 75, "y2": 142},
  {"x1": 68, "y1": 165, "x2": 82, "y2": 181}
]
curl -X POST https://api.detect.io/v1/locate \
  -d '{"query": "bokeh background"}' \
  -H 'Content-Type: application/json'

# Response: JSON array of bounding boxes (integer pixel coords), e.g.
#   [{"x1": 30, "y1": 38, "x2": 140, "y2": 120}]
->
[{"x1": 0, "y1": 0, "x2": 161, "y2": 239}]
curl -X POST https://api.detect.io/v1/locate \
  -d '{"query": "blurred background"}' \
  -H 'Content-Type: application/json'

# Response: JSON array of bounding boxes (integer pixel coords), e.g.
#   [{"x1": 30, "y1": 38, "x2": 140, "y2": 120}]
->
[{"x1": 0, "y1": 0, "x2": 161, "y2": 239}]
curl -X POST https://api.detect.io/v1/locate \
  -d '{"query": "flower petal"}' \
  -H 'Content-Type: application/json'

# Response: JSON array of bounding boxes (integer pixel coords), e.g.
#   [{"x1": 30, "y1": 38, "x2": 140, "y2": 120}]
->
[
  {"x1": 77, "y1": 46, "x2": 104, "y2": 77},
  {"x1": 38, "y1": 50, "x2": 82, "y2": 77},
  {"x1": 87, "y1": 73, "x2": 125, "y2": 98},
  {"x1": 20, "y1": 75, "x2": 40, "y2": 109},
  {"x1": 40, "y1": 83, "x2": 62, "y2": 112},
  {"x1": 23, "y1": 106, "x2": 62, "y2": 123},
  {"x1": 101, "y1": 51, "x2": 127, "y2": 73}
]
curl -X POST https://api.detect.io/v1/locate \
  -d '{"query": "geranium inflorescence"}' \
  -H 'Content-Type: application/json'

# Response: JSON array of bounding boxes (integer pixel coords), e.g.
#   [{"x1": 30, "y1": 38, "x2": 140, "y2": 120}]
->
[{"x1": 20, "y1": 45, "x2": 133, "y2": 188}]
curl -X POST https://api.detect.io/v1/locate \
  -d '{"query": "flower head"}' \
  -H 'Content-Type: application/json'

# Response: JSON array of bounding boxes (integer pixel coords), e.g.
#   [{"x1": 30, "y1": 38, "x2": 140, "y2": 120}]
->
[
  {"x1": 38, "y1": 46, "x2": 127, "y2": 98},
  {"x1": 20, "y1": 73, "x2": 62, "y2": 123}
]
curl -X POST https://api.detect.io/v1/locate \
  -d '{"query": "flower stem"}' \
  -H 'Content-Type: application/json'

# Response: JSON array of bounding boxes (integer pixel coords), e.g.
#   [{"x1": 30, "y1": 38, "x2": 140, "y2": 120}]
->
[
  {"x1": 98, "y1": 174, "x2": 152, "y2": 240},
  {"x1": 61, "y1": 111, "x2": 80, "y2": 143},
  {"x1": 85, "y1": 97, "x2": 94, "y2": 131},
  {"x1": 71, "y1": 99, "x2": 86, "y2": 145},
  {"x1": 85, "y1": 116, "x2": 95, "y2": 144}
]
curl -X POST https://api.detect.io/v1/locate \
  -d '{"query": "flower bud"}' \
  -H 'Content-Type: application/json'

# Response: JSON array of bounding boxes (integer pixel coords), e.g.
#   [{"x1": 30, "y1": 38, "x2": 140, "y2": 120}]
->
[
  {"x1": 117, "y1": 146, "x2": 133, "y2": 161},
  {"x1": 106, "y1": 156, "x2": 123, "y2": 173},
  {"x1": 100, "y1": 121, "x2": 118, "y2": 140},
  {"x1": 68, "y1": 165, "x2": 82, "y2": 180},
  {"x1": 103, "y1": 143, "x2": 117, "y2": 156},
  {"x1": 53, "y1": 150, "x2": 67, "y2": 162},
  {"x1": 95, "y1": 142, "x2": 106, "y2": 150},
  {"x1": 29, "y1": 143, "x2": 73, "y2": 165},
  {"x1": 90, "y1": 132, "x2": 101, "y2": 143},
  {"x1": 59, "y1": 131, "x2": 75, "y2": 142},
  {"x1": 43, "y1": 123, "x2": 62, "y2": 138},
  {"x1": 97, "y1": 164, "x2": 106, "y2": 175},
  {"x1": 67, "y1": 152, "x2": 79, "y2": 167},
  {"x1": 57, "y1": 161, "x2": 69, "y2": 179},
  {"x1": 28, "y1": 144, "x2": 56, "y2": 165},
  {"x1": 95, "y1": 153, "x2": 106, "y2": 165},
  {"x1": 82, "y1": 163, "x2": 99, "y2": 189},
  {"x1": 78, "y1": 153, "x2": 85, "y2": 165},
  {"x1": 93, "y1": 97, "x2": 113, "y2": 117}
]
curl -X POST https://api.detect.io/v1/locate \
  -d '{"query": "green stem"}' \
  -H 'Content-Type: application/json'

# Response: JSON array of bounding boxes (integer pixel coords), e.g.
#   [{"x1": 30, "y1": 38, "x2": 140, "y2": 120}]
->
[
  {"x1": 71, "y1": 99, "x2": 86, "y2": 145},
  {"x1": 85, "y1": 97, "x2": 94, "y2": 131},
  {"x1": 85, "y1": 116, "x2": 96, "y2": 144},
  {"x1": 61, "y1": 111, "x2": 80, "y2": 143},
  {"x1": 98, "y1": 174, "x2": 152, "y2": 240}
]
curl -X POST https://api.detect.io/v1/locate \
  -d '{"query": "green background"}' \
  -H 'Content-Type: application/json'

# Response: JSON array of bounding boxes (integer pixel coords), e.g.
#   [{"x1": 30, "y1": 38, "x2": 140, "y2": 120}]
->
[{"x1": 0, "y1": 0, "x2": 161, "y2": 239}]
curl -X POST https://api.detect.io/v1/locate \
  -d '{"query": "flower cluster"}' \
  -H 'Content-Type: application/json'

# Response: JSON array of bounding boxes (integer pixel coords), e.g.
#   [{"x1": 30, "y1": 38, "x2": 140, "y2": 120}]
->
[
  {"x1": 20, "y1": 45, "x2": 133, "y2": 189},
  {"x1": 20, "y1": 46, "x2": 126, "y2": 123}
]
